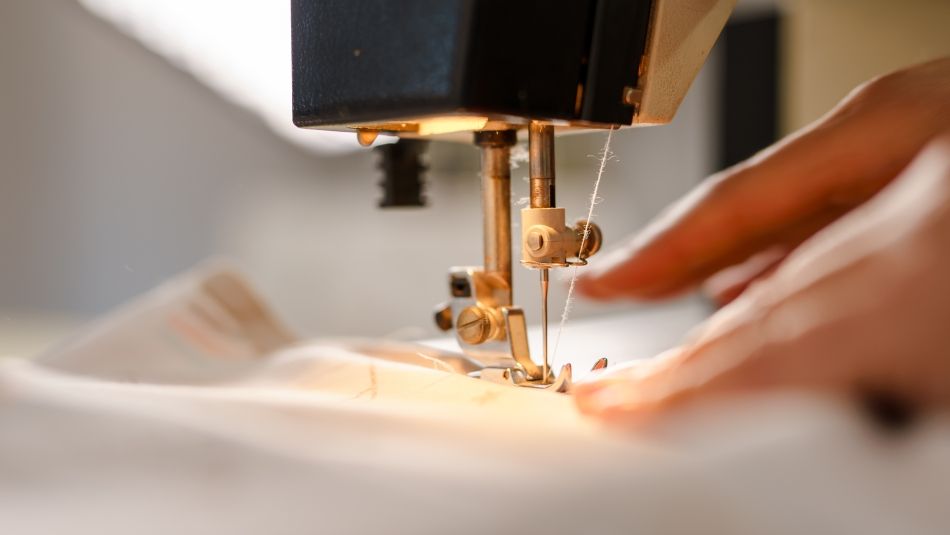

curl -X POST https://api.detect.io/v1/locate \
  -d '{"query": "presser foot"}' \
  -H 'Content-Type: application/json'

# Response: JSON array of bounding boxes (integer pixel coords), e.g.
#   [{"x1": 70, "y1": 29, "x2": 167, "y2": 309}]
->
[{"x1": 475, "y1": 357, "x2": 607, "y2": 393}]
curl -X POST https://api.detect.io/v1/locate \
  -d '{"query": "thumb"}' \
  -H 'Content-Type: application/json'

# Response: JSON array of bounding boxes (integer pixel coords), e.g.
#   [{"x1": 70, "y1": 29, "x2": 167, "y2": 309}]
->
[
  {"x1": 573, "y1": 319, "x2": 771, "y2": 418},
  {"x1": 573, "y1": 286, "x2": 834, "y2": 418}
]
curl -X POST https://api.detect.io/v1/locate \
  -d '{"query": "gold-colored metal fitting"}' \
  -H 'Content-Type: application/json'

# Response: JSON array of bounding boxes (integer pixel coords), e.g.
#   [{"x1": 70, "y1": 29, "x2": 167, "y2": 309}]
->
[
  {"x1": 478, "y1": 357, "x2": 609, "y2": 392},
  {"x1": 567, "y1": 220, "x2": 603, "y2": 266},
  {"x1": 456, "y1": 306, "x2": 503, "y2": 345},
  {"x1": 575, "y1": 220, "x2": 603, "y2": 259}
]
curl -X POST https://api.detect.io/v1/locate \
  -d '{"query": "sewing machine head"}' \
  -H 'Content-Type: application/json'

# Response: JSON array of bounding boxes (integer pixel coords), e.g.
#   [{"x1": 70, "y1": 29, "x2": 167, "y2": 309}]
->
[{"x1": 291, "y1": 0, "x2": 735, "y2": 389}]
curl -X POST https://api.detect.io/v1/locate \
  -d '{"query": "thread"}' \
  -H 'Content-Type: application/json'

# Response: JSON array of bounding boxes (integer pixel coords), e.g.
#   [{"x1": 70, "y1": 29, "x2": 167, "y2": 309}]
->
[
  {"x1": 415, "y1": 352, "x2": 457, "y2": 373},
  {"x1": 551, "y1": 127, "x2": 616, "y2": 365}
]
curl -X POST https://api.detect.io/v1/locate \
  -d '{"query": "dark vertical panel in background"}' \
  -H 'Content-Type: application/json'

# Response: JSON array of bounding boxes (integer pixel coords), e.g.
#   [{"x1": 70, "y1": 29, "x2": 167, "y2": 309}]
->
[{"x1": 718, "y1": 13, "x2": 780, "y2": 169}]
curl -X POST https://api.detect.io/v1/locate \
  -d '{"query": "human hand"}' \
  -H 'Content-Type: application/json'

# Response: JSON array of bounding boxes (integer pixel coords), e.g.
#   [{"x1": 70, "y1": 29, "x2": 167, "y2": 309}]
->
[
  {"x1": 574, "y1": 132, "x2": 950, "y2": 419},
  {"x1": 576, "y1": 57, "x2": 950, "y2": 304}
]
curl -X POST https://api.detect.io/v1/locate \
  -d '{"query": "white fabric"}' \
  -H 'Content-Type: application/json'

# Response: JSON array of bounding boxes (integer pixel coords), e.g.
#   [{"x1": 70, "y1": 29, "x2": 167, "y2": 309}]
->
[{"x1": 2, "y1": 266, "x2": 949, "y2": 534}]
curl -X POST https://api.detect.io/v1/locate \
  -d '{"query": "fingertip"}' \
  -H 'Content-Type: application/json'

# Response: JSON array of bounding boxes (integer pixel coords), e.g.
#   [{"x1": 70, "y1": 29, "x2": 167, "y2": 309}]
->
[
  {"x1": 575, "y1": 268, "x2": 681, "y2": 302},
  {"x1": 572, "y1": 238, "x2": 653, "y2": 298},
  {"x1": 572, "y1": 360, "x2": 656, "y2": 415},
  {"x1": 573, "y1": 383, "x2": 604, "y2": 415},
  {"x1": 573, "y1": 348, "x2": 698, "y2": 419},
  {"x1": 575, "y1": 246, "x2": 695, "y2": 302},
  {"x1": 574, "y1": 378, "x2": 664, "y2": 419},
  {"x1": 573, "y1": 380, "x2": 627, "y2": 416},
  {"x1": 571, "y1": 368, "x2": 611, "y2": 410}
]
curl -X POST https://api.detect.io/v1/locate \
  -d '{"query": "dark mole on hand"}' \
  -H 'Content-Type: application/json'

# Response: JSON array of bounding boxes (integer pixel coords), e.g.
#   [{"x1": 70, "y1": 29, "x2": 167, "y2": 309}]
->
[{"x1": 858, "y1": 387, "x2": 918, "y2": 434}]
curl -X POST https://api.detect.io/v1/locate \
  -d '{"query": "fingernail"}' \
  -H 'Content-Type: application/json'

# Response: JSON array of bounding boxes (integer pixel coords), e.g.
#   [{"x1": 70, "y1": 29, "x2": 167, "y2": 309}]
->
[{"x1": 574, "y1": 351, "x2": 687, "y2": 416}]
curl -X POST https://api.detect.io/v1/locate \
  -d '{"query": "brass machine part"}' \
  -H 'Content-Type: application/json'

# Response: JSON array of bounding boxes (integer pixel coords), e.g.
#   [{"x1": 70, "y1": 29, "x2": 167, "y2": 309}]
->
[
  {"x1": 432, "y1": 131, "x2": 517, "y2": 350},
  {"x1": 522, "y1": 121, "x2": 606, "y2": 383},
  {"x1": 456, "y1": 305, "x2": 504, "y2": 346},
  {"x1": 476, "y1": 130, "x2": 515, "y2": 303},
  {"x1": 443, "y1": 130, "x2": 519, "y2": 350},
  {"x1": 430, "y1": 128, "x2": 565, "y2": 388},
  {"x1": 529, "y1": 122, "x2": 556, "y2": 209},
  {"x1": 522, "y1": 121, "x2": 603, "y2": 268},
  {"x1": 528, "y1": 122, "x2": 555, "y2": 383},
  {"x1": 429, "y1": 124, "x2": 607, "y2": 390},
  {"x1": 522, "y1": 211, "x2": 603, "y2": 267}
]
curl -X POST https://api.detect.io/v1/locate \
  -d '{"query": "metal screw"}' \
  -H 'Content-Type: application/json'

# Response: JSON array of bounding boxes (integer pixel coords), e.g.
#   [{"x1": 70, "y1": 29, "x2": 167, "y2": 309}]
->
[
  {"x1": 526, "y1": 229, "x2": 545, "y2": 252},
  {"x1": 456, "y1": 306, "x2": 490, "y2": 345}
]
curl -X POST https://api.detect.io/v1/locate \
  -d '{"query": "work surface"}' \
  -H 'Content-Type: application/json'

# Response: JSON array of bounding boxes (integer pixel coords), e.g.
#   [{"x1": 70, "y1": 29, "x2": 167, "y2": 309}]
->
[{"x1": 2, "y1": 266, "x2": 948, "y2": 535}]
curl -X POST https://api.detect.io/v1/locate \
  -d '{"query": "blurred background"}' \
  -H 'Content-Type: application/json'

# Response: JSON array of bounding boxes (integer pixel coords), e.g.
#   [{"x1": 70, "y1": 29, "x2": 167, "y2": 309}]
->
[{"x1": 1, "y1": 0, "x2": 948, "y2": 355}]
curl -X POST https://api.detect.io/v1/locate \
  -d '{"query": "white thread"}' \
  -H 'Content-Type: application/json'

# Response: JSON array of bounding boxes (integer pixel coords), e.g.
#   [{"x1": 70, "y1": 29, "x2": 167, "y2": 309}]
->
[
  {"x1": 415, "y1": 352, "x2": 456, "y2": 373},
  {"x1": 552, "y1": 127, "x2": 616, "y2": 365}
]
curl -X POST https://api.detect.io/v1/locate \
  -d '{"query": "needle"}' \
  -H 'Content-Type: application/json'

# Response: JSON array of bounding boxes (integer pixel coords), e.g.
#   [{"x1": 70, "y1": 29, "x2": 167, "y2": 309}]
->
[{"x1": 540, "y1": 267, "x2": 550, "y2": 383}]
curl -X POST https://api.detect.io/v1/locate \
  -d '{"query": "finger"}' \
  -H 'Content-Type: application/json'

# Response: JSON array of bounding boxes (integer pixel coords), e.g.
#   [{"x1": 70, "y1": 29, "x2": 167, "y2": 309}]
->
[
  {"x1": 574, "y1": 308, "x2": 837, "y2": 419},
  {"x1": 577, "y1": 189, "x2": 860, "y2": 301},
  {"x1": 577, "y1": 66, "x2": 949, "y2": 301},
  {"x1": 573, "y1": 348, "x2": 691, "y2": 416},
  {"x1": 698, "y1": 195, "x2": 887, "y2": 305},
  {"x1": 577, "y1": 118, "x2": 891, "y2": 300},
  {"x1": 702, "y1": 246, "x2": 787, "y2": 306}
]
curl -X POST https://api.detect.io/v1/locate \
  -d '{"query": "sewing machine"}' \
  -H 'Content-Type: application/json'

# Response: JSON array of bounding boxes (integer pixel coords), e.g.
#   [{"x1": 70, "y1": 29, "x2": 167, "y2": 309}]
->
[{"x1": 291, "y1": 0, "x2": 735, "y2": 390}]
